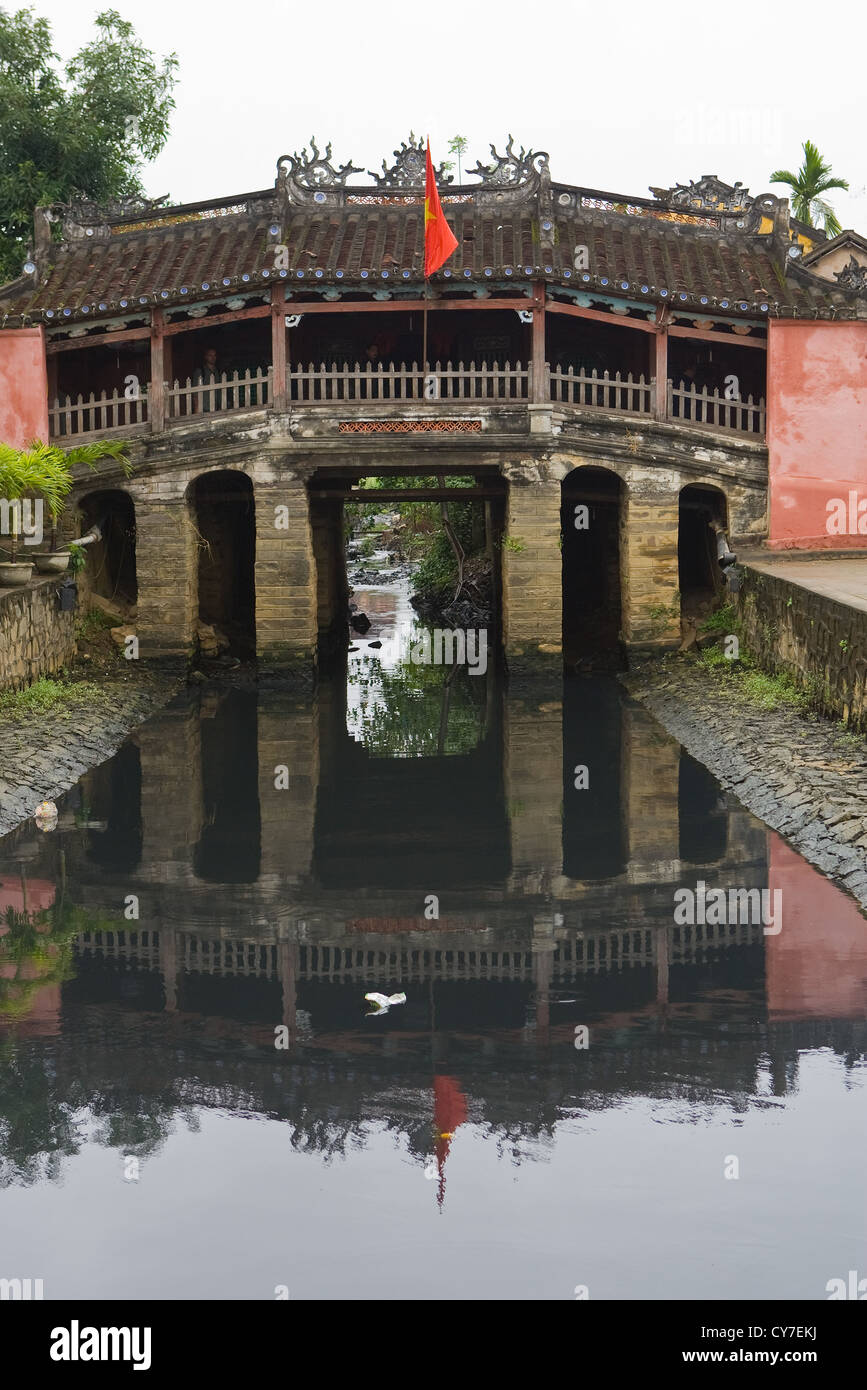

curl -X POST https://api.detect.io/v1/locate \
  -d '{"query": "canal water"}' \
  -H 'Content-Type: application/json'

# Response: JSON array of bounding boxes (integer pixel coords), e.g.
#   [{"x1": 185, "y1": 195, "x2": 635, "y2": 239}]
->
[{"x1": 1, "y1": 573, "x2": 865, "y2": 1301}]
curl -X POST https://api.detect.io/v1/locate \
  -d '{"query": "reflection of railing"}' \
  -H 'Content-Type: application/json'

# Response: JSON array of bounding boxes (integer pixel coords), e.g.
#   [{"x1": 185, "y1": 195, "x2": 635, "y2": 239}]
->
[
  {"x1": 74, "y1": 920, "x2": 766, "y2": 983},
  {"x1": 49, "y1": 389, "x2": 149, "y2": 437},
  {"x1": 167, "y1": 367, "x2": 270, "y2": 419},
  {"x1": 668, "y1": 379, "x2": 765, "y2": 436},
  {"x1": 289, "y1": 359, "x2": 530, "y2": 402},
  {"x1": 47, "y1": 362, "x2": 766, "y2": 440},
  {"x1": 549, "y1": 367, "x2": 653, "y2": 415}
]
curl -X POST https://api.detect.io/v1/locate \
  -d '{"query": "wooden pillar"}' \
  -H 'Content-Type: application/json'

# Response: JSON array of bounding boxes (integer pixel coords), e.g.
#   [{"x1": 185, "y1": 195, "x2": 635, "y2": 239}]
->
[
  {"x1": 150, "y1": 308, "x2": 165, "y2": 433},
  {"x1": 653, "y1": 326, "x2": 668, "y2": 421},
  {"x1": 532, "y1": 282, "x2": 547, "y2": 402},
  {"x1": 46, "y1": 354, "x2": 58, "y2": 410},
  {"x1": 271, "y1": 287, "x2": 287, "y2": 410}
]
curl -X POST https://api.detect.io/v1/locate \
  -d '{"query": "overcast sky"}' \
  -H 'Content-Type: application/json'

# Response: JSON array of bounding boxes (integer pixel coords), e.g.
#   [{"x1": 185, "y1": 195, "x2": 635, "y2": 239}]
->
[{"x1": 40, "y1": 0, "x2": 867, "y2": 231}]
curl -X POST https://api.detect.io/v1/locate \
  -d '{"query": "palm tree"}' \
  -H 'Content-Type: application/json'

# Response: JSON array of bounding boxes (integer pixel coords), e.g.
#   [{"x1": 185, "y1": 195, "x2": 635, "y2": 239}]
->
[{"x1": 770, "y1": 141, "x2": 849, "y2": 237}]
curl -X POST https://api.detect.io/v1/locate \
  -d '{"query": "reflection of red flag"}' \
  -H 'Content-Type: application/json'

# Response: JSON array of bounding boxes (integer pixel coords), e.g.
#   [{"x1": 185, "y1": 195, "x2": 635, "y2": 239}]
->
[
  {"x1": 424, "y1": 140, "x2": 458, "y2": 278},
  {"x1": 433, "y1": 1074, "x2": 467, "y2": 1209}
]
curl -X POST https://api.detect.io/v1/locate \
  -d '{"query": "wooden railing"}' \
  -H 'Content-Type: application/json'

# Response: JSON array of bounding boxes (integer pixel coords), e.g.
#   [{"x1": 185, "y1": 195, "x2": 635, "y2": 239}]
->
[
  {"x1": 49, "y1": 388, "x2": 149, "y2": 437},
  {"x1": 668, "y1": 380, "x2": 765, "y2": 436},
  {"x1": 288, "y1": 359, "x2": 530, "y2": 402},
  {"x1": 549, "y1": 366, "x2": 653, "y2": 415},
  {"x1": 166, "y1": 367, "x2": 271, "y2": 420},
  {"x1": 48, "y1": 362, "x2": 766, "y2": 439}
]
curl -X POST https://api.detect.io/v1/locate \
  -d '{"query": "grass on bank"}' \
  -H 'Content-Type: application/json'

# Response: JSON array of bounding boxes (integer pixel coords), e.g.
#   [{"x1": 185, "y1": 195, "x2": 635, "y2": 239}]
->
[{"x1": 0, "y1": 676, "x2": 103, "y2": 720}]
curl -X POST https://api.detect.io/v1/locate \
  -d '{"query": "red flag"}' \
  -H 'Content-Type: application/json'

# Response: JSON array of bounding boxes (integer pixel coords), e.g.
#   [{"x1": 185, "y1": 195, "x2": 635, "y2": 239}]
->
[{"x1": 424, "y1": 139, "x2": 458, "y2": 278}]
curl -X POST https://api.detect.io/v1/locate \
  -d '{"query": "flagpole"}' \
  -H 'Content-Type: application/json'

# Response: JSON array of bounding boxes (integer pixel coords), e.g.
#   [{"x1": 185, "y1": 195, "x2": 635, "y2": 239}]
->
[{"x1": 422, "y1": 134, "x2": 429, "y2": 380}]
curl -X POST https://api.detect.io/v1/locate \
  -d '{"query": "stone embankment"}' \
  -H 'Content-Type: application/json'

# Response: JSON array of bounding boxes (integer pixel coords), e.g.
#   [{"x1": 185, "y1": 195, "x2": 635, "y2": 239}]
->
[
  {"x1": 0, "y1": 666, "x2": 183, "y2": 837},
  {"x1": 622, "y1": 655, "x2": 867, "y2": 911}
]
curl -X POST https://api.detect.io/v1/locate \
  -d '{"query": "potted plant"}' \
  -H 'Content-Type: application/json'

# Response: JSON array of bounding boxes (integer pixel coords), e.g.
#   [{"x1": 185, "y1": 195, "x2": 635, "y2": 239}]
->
[
  {"x1": 0, "y1": 440, "x2": 131, "y2": 582},
  {"x1": 0, "y1": 446, "x2": 68, "y2": 586}
]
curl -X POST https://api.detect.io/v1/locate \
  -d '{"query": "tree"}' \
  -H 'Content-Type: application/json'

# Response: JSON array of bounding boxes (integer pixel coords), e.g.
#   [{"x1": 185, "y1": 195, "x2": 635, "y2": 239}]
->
[
  {"x1": 448, "y1": 135, "x2": 468, "y2": 185},
  {"x1": 0, "y1": 7, "x2": 178, "y2": 282},
  {"x1": 770, "y1": 141, "x2": 849, "y2": 238}
]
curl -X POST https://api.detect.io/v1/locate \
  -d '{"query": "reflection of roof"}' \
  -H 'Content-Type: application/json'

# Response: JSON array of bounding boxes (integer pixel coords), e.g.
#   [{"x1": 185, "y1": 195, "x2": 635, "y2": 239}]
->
[{"x1": 0, "y1": 143, "x2": 856, "y2": 326}]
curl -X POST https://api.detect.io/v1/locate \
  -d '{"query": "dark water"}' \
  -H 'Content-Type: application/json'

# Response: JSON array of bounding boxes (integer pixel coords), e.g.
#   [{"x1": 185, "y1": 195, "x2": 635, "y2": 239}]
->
[{"x1": 1, "y1": 661, "x2": 865, "y2": 1301}]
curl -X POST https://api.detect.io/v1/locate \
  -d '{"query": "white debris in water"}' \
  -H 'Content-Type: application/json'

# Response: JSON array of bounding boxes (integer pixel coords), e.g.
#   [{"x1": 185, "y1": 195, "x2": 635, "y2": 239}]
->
[{"x1": 364, "y1": 992, "x2": 407, "y2": 1014}]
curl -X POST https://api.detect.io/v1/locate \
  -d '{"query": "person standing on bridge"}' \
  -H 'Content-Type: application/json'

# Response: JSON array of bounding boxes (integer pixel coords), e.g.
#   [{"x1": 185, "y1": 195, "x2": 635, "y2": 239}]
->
[{"x1": 193, "y1": 345, "x2": 220, "y2": 413}]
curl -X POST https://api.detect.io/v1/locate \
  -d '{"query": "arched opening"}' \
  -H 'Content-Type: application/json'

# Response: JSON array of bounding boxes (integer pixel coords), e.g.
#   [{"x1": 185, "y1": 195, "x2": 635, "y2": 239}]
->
[
  {"x1": 678, "y1": 749, "x2": 728, "y2": 864},
  {"x1": 189, "y1": 471, "x2": 256, "y2": 657},
  {"x1": 78, "y1": 490, "x2": 137, "y2": 605},
  {"x1": 193, "y1": 688, "x2": 261, "y2": 883},
  {"x1": 678, "y1": 484, "x2": 728, "y2": 627},
  {"x1": 561, "y1": 467, "x2": 624, "y2": 668}
]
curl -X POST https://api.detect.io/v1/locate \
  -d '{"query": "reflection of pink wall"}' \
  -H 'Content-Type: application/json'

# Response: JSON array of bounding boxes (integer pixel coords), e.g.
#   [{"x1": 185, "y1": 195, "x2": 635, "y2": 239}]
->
[
  {"x1": 767, "y1": 321, "x2": 867, "y2": 550},
  {"x1": 0, "y1": 327, "x2": 48, "y2": 447},
  {"x1": 0, "y1": 876, "x2": 56, "y2": 918},
  {"x1": 767, "y1": 833, "x2": 867, "y2": 1017},
  {"x1": 17, "y1": 984, "x2": 62, "y2": 1035}
]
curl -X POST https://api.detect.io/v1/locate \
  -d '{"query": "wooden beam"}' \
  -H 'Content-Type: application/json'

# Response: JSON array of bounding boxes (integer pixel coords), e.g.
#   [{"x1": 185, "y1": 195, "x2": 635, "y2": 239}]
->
[
  {"x1": 546, "y1": 299, "x2": 656, "y2": 334},
  {"x1": 668, "y1": 323, "x2": 766, "y2": 349},
  {"x1": 271, "y1": 287, "x2": 287, "y2": 410},
  {"x1": 163, "y1": 303, "x2": 270, "y2": 336},
  {"x1": 150, "y1": 307, "x2": 165, "y2": 433},
  {"x1": 281, "y1": 297, "x2": 528, "y2": 315},
  {"x1": 311, "y1": 487, "x2": 502, "y2": 501},
  {"x1": 46, "y1": 326, "x2": 151, "y2": 354}
]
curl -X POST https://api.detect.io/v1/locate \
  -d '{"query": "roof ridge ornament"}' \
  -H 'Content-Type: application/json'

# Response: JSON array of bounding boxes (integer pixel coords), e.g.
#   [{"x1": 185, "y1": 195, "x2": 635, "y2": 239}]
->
[
  {"x1": 834, "y1": 255, "x2": 867, "y2": 294},
  {"x1": 368, "y1": 134, "x2": 453, "y2": 188},
  {"x1": 54, "y1": 193, "x2": 170, "y2": 240},
  {"x1": 277, "y1": 138, "x2": 364, "y2": 189},
  {"x1": 469, "y1": 136, "x2": 549, "y2": 187},
  {"x1": 649, "y1": 175, "x2": 752, "y2": 213}
]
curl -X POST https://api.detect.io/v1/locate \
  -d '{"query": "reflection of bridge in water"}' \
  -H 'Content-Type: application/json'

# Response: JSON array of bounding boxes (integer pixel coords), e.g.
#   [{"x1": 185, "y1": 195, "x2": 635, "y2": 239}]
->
[{"x1": 2, "y1": 675, "x2": 865, "y2": 1037}]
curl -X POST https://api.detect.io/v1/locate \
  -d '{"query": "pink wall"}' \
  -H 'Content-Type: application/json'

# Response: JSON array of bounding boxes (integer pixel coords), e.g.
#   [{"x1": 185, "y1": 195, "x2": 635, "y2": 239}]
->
[
  {"x1": 767, "y1": 321, "x2": 867, "y2": 549},
  {"x1": 766, "y1": 833, "x2": 867, "y2": 1019},
  {"x1": 0, "y1": 326, "x2": 48, "y2": 447}
]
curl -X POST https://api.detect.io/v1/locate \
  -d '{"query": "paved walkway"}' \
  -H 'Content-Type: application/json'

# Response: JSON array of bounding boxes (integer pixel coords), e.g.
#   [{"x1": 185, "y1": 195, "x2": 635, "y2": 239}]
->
[{"x1": 741, "y1": 552, "x2": 867, "y2": 614}]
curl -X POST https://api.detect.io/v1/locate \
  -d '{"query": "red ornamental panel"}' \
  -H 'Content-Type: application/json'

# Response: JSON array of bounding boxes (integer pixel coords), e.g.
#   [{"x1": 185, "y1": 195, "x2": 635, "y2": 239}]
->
[{"x1": 337, "y1": 419, "x2": 483, "y2": 433}]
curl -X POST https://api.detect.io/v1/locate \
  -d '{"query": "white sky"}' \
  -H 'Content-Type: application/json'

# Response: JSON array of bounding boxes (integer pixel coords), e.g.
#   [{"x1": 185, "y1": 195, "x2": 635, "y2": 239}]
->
[{"x1": 39, "y1": 0, "x2": 867, "y2": 232}]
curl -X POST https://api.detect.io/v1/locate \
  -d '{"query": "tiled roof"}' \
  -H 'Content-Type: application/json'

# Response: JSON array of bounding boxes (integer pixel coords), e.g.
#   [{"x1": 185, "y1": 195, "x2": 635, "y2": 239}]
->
[{"x1": 0, "y1": 166, "x2": 860, "y2": 328}]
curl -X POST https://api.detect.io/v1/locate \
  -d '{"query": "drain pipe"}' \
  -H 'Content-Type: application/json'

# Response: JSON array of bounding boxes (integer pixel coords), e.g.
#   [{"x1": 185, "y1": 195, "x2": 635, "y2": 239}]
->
[
  {"x1": 74, "y1": 523, "x2": 103, "y2": 549},
  {"x1": 709, "y1": 521, "x2": 739, "y2": 589}
]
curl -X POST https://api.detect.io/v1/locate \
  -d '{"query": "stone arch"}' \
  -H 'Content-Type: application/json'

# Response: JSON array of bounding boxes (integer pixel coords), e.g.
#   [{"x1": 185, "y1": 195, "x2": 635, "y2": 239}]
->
[
  {"x1": 678, "y1": 482, "x2": 729, "y2": 621},
  {"x1": 560, "y1": 464, "x2": 625, "y2": 665},
  {"x1": 77, "y1": 488, "x2": 137, "y2": 604},
  {"x1": 187, "y1": 469, "x2": 256, "y2": 656}
]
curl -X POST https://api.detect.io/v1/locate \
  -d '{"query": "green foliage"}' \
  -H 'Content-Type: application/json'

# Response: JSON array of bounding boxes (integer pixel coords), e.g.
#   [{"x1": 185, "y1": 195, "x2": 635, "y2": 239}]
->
[
  {"x1": 75, "y1": 605, "x2": 116, "y2": 639},
  {"x1": 699, "y1": 602, "x2": 738, "y2": 633},
  {"x1": 66, "y1": 540, "x2": 86, "y2": 573},
  {"x1": 769, "y1": 140, "x2": 849, "y2": 236},
  {"x1": 0, "y1": 7, "x2": 178, "y2": 282},
  {"x1": 696, "y1": 645, "x2": 809, "y2": 711},
  {"x1": 0, "y1": 675, "x2": 100, "y2": 717},
  {"x1": 0, "y1": 438, "x2": 131, "y2": 517},
  {"x1": 500, "y1": 534, "x2": 526, "y2": 553}
]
